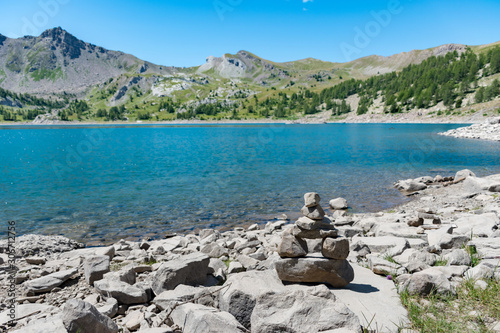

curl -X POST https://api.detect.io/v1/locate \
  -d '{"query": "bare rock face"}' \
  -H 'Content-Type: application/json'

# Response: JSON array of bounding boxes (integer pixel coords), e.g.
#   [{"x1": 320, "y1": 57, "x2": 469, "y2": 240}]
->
[{"x1": 275, "y1": 255, "x2": 354, "y2": 288}]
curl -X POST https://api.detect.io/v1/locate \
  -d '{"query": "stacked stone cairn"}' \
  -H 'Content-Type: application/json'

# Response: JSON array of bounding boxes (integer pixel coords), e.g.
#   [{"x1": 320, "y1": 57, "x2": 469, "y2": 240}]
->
[{"x1": 274, "y1": 192, "x2": 354, "y2": 287}]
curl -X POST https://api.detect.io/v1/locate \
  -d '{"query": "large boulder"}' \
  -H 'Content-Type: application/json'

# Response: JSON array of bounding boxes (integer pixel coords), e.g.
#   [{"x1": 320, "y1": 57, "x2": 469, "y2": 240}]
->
[
  {"x1": 93, "y1": 280, "x2": 148, "y2": 305},
  {"x1": 61, "y1": 299, "x2": 119, "y2": 333},
  {"x1": 275, "y1": 254, "x2": 354, "y2": 288},
  {"x1": 251, "y1": 285, "x2": 361, "y2": 333},
  {"x1": 24, "y1": 267, "x2": 78, "y2": 293},
  {"x1": 83, "y1": 255, "x2": 110, "y2": 285},
  {"x1": 151, "y1": 252, "x2": 210, "y2": 295},
  {"x1": 218, "y1": 270, "x2": 285, "y2": 329}
]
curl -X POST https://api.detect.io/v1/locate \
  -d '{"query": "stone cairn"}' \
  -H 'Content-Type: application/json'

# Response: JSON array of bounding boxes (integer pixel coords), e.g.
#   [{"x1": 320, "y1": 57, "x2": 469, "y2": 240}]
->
[{"x1": 274, "y1": 192, "x2": 354, "y2": 287}]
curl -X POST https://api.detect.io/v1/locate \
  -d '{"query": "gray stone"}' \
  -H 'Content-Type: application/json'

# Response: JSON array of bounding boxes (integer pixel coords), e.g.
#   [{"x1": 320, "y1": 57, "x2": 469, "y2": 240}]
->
[
  {"x1": 277, "y1": 230, "x2": 308, "y2": 258},
  {"x1": 444, "y1": 249, "x2": 471, "y2": 266},
  {"x1": 453, "y1": 213, "x2": 499, "y2": 238},
  {"x1": 200, "y1": 243, "x2": 228, "y2": 258},
  {"x1": 395, "y1": 179, "x2": 427, "y2": 192},
  {"x1": 301, "y1": 204, "x2": 325, "y2": 220},
  {"x1": 97, "y1": 298, "x2": 118, "y2": 318},
  {"x1": 463, "y1": 176, "x2": 500, "y2": 193},
  {"x1": 103, "y1": 266, "x2": 136, "y2": 285},
  {"x1": 351, "y1": 236, "x2": 410, "y2": 256},
  {"x1": 0, "y1": 303, "x2": 56, "y2": 326},
  {"x1": 438, "y1": 234, "x2": 470, "y2": 250},
  {"x1": 296, "y1": 216, "x2": 335, "y2": 230},
  {"x1": 151, "y1": 252, "x2": 210, "y2": 295},
  {"x1": 368, "y1": 255, "x2": 402, "y2": 276},
  {"x1": 95, "y1": 246, "x2": 115, "y2": 260},
  {"x1": 62, "y1": 299, "x2": 119, "y2": 333},
  {"x1": 322, "y1": 237, "x2": 350, "y2": 260},
  {"x1": 123, "y1": 310, "x2": 144, "y2": 331},
  {"x1": 219, "y1": 270, "x2": 285, "y2": 329},
  {"x1": 329, "y1": 197, "x2": 348, "y2": 210},
  {"x1": 24, "y1": 267, "x2": 78, "y2": 293},
  {"x1": 171, "y1": 303, "x2": 248, "y2": 333},
  {"x1": 398, "y1": 268, "x2": 453, "y2": 296},
  {"x1": 10, "y1": 316, "x2": 67, "y2": 333},
  {"x1": 251, "y1": 285, "x2": 361, "y2": 333},
  {"x1": 406, "y1": 260, "x2": 430, "y2": 273},
  {"x1": 304, "y1": 192, "x2": 321, "y2": 207},
  {"x1": 227, "y1": 261, "x2": 245, "y2": 274},
  {"x1": 25, "y1": 256, "x2": 46, "y2": 265},
  {"x1": 94, "y1": 280, "x2": 148, "y2": 305},
  {"x1": 154, "y1": 285, "x2": 207, "y2": 310},
  {"x1": 455, "y1": 169, "x2": 476, "y2": 180},
  {"x1": 374, "y1": 223, "x2": 427, "y2": 239},
  {"x1": 84, "y1": 256, "x2": 110, "y2": 285},
  {"x1": 275, "y1": 254, "x2": 354, "y2": 288}
]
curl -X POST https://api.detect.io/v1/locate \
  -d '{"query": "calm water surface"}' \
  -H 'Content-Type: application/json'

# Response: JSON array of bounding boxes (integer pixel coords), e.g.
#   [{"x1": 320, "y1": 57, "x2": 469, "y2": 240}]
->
[{"x1": 1, "y1": 123, "x2": 499, "y2": 243}]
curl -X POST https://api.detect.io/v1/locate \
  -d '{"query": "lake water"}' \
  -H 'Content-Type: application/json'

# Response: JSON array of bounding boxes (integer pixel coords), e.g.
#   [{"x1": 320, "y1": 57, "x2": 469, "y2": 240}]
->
[{"x1": 1, "y1": 123, "x2": 499, "y2": 244}]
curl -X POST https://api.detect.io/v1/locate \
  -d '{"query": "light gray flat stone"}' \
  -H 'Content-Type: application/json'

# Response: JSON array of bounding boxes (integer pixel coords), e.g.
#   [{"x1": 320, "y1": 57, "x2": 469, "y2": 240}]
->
[{"x1": 332, "y1": 263, "x2": 408, "y2": 333}]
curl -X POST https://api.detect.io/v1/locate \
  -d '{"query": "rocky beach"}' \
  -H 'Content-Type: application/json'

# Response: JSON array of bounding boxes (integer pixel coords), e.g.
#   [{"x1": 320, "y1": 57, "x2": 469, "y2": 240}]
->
[
  {"x1": 439, "y1": 117, "x2": 500, "y2": 141},
  {"x1": 0, "y1": 168, "x2": 499, "y2": 332}
]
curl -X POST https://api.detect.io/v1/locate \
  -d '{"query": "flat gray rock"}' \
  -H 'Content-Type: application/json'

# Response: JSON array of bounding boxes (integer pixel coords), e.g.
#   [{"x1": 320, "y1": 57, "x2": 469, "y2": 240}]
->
[
  {"x1": 332, "y1": 263, "x2": 409, "y2": 333},
  {"x1": 24, "y1": 267, "x2": 78, "y2": 293},
  {"x1": 94, "y1": 280, "x2": 148, "y2": 305},
  {"x1": 275, "y1": 254, "x2": 354, "y2": 288}
]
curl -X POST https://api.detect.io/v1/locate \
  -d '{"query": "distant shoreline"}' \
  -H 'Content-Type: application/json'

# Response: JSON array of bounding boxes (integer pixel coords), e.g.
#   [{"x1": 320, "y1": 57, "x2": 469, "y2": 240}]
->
[{"x1": 0, "y1": 119, "x2": 475, "y2": 126}]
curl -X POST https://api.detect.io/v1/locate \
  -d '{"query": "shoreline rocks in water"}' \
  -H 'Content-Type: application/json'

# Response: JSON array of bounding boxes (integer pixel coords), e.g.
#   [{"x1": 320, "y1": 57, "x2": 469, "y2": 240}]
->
[
  {"x1": 438, "y1": 117, "x2": 500, "y2": 141},
  {"x1": 0, "y1": 169, "x2": 499, "y2": 332}
]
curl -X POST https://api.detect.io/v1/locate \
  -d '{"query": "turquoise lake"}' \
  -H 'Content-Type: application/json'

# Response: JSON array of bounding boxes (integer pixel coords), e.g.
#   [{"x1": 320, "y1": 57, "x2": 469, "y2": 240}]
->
[{"x1": 1, "y1": 123, "x2": 499, "y2": 244}]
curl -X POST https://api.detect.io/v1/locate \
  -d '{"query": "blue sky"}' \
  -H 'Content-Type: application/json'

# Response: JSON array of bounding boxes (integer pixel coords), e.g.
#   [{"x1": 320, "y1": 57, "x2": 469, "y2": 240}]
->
[{"x1": 1, "y1": 0, "x2": 499, "y2": 67}]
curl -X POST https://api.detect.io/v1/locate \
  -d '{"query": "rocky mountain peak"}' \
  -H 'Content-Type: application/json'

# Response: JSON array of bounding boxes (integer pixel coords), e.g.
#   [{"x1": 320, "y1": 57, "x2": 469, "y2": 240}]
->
[
  {"x1": 0, "y1": 33, "x2": 6, "y2": 46},
  {"x1": 40, "y1": 27, "x2": 86, "y2": 59}
]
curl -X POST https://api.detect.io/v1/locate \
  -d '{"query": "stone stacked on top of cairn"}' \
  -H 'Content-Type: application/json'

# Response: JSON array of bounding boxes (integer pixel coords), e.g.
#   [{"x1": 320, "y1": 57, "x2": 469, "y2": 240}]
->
[{"x1": 275, "y1": 192, "x2": 354, "y2": 287}]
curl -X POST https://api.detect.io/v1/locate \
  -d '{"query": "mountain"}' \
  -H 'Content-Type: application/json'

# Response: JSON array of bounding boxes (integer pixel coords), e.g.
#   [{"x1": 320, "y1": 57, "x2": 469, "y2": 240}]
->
[
  {"x1": 0, "y1": 27, "x2": 499, "y2": 123},
  {"x1": 0, "y1": 27, "x2": 174, "y2": 95}
]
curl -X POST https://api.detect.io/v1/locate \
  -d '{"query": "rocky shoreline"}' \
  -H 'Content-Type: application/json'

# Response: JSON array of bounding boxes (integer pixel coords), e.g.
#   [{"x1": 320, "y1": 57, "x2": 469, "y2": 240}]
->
[
  {"x1": 1, "y1": 170, "x2": 499, "y2": 332},
  {"x1": 439, "y1": 117, "x2": 500, "y2": 141}
]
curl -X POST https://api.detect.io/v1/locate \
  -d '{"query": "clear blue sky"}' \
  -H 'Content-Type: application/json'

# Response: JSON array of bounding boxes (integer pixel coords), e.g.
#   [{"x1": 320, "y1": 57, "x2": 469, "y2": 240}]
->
[{"x1": 1, "y1": 0, "x2": 499, "y2": 67}]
